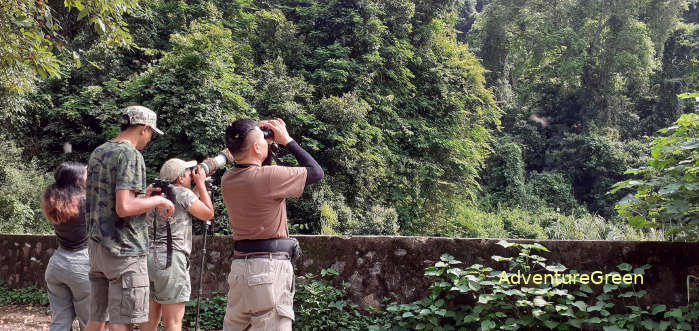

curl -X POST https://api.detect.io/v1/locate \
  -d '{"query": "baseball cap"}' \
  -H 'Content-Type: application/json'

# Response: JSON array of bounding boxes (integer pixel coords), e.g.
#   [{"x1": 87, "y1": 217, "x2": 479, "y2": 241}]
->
[
  {"x1": 123, "y1": 105, "x2": 164, "y2": 135},
  {"x1": 160, "y1": 158, "x2": 197, "y2": 181}
]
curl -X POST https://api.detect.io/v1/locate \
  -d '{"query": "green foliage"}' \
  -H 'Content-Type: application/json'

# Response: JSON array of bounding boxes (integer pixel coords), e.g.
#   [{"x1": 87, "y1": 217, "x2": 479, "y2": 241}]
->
[
  {"x1": 481, "y1": 138, "x2": 527, "y2": 207},
  {"x1": 0, "y1": 0, "x2": 141, "y2": 103},
  {"x1": 344, "y1": 205, "x2": 400, "y2": 235},
  {"x1": 482, "y1": 139, "x2": 579, "y2": 213},
  {"x1": 0, "y1": 282, "x2": 49, "y2": 306},
  {"x1": 295, "y1": 269, "x2": 388, "y2": 330},
  {"x1": 646, "y1": 23, "x2": 699, "y2": 132},
  {"x1": 544, "y1": 211, "x2": 665, "y2": 241},
  {"x1": 126, "y1": 17, "x2": 255, "y2": 165},
  {"x1": 466, "y1": 0, "x2": 696, "y2": 220},
  {"x1": 182, "y1": 293, "x2": 227, "y2": 330},
  {"x1": 3, "y1": 0, "x2": 694, "y2": 238},
  {"x1": 10, "y1": 0, "x2": 501, "y2": 237},
  {"x1": 525, "y1": 171, "x2": 577, "y2": 213},
  {"x1": 0, "y1": 136, "x2": 53, "y2": 234},
  {"x1": 546, "y1": 131, "x2": 645, "y2": 218},
  {"x1": 445, "y1": 204, "x2": 656, "y2": 241},
  {"x1": 376, "y1": 241, "x2": 699, "y2": 330},
  {"x1": 612, "y1": 110, "x2": 699, "y2": 241}
]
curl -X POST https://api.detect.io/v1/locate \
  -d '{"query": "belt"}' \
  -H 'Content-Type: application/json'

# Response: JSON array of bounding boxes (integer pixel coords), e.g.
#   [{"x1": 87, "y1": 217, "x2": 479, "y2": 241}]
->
[
  {"x1": 232, "y1": 252, "x2": 290, "y2": 260},
  {"x1": 234, "y1": 238, "x2": 296, "y2": 256}
]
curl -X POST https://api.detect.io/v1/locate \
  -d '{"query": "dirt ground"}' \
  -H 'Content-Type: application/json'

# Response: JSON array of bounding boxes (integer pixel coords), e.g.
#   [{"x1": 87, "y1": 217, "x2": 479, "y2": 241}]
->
[{"x1": 0, "y1": 305, "x2": 79, "y2": 331}]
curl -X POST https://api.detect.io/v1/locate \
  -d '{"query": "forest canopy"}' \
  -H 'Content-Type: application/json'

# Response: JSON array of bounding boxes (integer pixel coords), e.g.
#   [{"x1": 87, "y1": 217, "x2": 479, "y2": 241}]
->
[{"x1": 1, "y1": 0, "x2": 697, "y2": 240}]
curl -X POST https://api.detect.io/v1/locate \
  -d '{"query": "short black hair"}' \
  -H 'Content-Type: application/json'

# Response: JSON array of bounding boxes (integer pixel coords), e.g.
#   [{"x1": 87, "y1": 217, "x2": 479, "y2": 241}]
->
[{"x1": 225, "y1": 119, "x2": 258, "y2": 156}]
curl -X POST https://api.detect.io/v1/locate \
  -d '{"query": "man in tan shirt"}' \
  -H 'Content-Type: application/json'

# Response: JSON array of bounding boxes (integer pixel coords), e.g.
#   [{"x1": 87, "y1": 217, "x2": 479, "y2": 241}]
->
[{"x1": 220, "y1": 118, "x2": 323, "y2": 330}]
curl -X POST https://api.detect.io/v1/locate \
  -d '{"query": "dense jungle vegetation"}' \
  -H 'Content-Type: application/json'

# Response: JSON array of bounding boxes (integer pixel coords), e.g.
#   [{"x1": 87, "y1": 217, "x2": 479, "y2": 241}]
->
[{"x1": 0, "y1": 0, "x2": 697, "y2": 240}]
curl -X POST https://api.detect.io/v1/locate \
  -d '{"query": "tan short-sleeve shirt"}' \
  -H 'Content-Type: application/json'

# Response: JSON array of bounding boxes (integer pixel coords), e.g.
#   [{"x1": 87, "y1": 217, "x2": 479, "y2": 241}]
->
[{"x1": 221, "y1": 165, "x2": 307, "y2": 240}]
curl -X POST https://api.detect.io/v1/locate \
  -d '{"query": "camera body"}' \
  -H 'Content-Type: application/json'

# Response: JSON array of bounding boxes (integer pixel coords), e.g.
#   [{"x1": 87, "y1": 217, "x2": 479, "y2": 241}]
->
[
  {"x1": 151, "y1": 178, "x2": 176, "y2": 202},
  {"x1": 192, "y1": 175, "x2": 217, "y2": 191}
]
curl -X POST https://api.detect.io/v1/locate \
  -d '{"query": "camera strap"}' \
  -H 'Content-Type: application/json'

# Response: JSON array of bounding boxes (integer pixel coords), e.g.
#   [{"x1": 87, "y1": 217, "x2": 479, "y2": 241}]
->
[{"x1": 151, "y1": 209, "x2": 173, "y2": 270}]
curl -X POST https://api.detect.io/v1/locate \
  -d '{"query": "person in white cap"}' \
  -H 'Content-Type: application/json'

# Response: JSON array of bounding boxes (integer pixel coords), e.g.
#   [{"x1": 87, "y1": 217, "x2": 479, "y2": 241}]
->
[
  {"x1": 141, "y1": 158, "x2": 214, "y2": 331},
  {"x1": 85, "y1": 105, "x2": 174, "y2": 331}
]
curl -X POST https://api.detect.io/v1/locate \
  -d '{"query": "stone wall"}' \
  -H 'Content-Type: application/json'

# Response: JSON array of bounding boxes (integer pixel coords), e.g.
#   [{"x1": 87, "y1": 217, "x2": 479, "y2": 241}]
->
[{"x1": 1, "y1": 234, "x2": 698, "y2": 308}]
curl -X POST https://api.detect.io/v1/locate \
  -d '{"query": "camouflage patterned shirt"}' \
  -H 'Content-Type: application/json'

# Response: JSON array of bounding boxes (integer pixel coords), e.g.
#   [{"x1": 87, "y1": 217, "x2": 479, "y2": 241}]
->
[
  {"x1": 86, "y1": 140, "x2": 148, "y2": 256},
  {"x1": 146, "y1": 186, "x2": 198, "y2": 255}
]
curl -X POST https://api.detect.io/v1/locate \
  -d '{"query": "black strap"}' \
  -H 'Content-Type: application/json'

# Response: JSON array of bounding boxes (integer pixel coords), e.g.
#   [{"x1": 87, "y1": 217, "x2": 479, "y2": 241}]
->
[
  {"x1": 235, "y1": 163, "x2": 259, "y2": 168},
  {"x1": 152, "y1": 209, "x2": 173, "y2": 270}
]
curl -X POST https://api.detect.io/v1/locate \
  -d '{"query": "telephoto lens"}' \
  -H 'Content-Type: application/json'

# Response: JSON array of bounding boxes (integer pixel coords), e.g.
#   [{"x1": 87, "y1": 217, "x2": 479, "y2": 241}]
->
[{"x1": 199, "y1": 149, "x2": 234, "y2": 176}]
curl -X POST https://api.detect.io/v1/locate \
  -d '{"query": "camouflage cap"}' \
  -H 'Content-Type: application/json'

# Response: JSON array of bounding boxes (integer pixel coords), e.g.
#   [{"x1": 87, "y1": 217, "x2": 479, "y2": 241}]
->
[
  {"x1": 160, "y1": 158, "x2": 197, "y2": 181},
  {"x1": 123, "y1": 105, "x2": 163, "y2": 134}
]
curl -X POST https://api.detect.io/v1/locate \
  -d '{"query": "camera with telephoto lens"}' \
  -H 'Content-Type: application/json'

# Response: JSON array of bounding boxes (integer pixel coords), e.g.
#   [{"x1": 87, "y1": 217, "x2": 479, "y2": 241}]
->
[
  {"x1": 197, "y1": 149, "x2": 234, "y2": 176},
  {"x1": 151, "y1": 178, "x2": 176, "y2": 202}
]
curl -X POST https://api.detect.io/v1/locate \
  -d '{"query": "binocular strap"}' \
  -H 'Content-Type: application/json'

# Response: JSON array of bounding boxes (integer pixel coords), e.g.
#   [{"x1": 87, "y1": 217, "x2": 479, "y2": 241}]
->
[{"x1": 152, "y1": 209, "x2": 173, "y2": 270}]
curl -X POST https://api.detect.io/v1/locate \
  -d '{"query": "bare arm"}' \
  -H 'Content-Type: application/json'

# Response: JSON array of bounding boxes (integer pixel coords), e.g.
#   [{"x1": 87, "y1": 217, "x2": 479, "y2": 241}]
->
[
  {"x1": 115, "y1": 189, "x2": 174, "y2": 218},
  {"x1": 188, "y1": 200, "x2": 214, "y2": 221},
  {"x1": 188, "y1": 166, "x2": 215, "y2": 221}
]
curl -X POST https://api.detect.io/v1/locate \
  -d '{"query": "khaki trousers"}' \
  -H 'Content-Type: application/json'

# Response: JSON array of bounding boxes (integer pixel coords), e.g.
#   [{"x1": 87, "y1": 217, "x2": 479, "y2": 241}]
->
[{"x1": 223, "y1": 257, "x2": 295, "y2": 331}]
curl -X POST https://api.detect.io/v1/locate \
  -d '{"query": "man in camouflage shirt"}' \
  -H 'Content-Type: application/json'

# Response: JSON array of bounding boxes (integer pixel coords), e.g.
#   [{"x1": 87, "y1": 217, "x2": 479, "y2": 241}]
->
[{"x1": 85, "y1": 106, "x2": 175, "y2": 331}]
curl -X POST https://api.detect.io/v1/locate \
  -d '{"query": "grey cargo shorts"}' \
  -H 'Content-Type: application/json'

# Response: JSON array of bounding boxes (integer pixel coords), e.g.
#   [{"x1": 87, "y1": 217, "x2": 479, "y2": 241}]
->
[{"x1": 88, "y1": 240, "x2": 149, "y2": 324}]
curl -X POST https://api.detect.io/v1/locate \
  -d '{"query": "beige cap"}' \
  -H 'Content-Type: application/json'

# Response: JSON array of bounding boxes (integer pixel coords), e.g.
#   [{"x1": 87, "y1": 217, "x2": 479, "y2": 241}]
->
[
  {"x1": 160, "y1": 158, "x2": 197, "y2": 181},
  {"x1": 123, "y1": 105, "x2": 163, "y2": 134}
]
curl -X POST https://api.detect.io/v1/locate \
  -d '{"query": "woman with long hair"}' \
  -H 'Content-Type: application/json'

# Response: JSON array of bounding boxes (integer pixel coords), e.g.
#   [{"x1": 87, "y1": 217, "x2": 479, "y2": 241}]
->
[{"x1": 42, "y1": 161, "x2": 91, "y2": 331}]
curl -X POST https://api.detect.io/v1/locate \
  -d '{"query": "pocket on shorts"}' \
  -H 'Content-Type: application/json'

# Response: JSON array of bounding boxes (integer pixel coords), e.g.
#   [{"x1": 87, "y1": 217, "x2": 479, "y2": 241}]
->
[
  {"x1": 120, "y1": 274, "x2": 149, "y2": 317},
  {"x1": 276, "y1": 272, "x2": 295, "y2": 321},
  {"x1": 246, "y1": 273, "x2": 275, "y2": 312},
  {"x1": 276, "y1": 304, "x2": 295, "y2": 321}
]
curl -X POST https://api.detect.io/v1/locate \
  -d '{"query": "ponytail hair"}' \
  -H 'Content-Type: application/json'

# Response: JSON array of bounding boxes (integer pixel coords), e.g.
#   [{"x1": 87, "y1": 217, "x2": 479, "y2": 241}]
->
[{"x1": 41, "y1": 161, "x2": 86, "y2": 224}]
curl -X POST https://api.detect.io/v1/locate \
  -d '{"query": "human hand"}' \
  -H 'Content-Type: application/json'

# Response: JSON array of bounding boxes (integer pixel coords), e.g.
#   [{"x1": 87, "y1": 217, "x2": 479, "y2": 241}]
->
[
  {"x1": 157, "y1": 197, "x2": 175, "y2": 218},
  {"x1": 192, "y1": 165, "x2": 206, "y2": 186},
  {"x1": 258, "y1": 118, "x2": 293, "y2": 145},
  {"x1": 146, "y1": 184, "x2": 161, "y2": 197}
]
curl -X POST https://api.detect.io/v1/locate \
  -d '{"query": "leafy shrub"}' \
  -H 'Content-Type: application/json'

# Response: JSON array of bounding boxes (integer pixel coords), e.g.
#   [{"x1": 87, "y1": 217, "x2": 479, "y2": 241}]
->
[
  {"x1": 183, "y1": 293, "x2": 227, "y2": 330},
  {"x1": 442, "y1": 205, "x2": 510, "y2": 238},
  {"x1": 526, "y1": 171, "x2": 577, "y2": 213},
  {"x1": 547, "y1": 132, "x2": 642, "y2": 218},
  {"x1": 376, "y1": 241, "x2": 699, "y2": 330},
  {"x1": 295, "y1": 269, "x2": 388, "y2": 330},
  {"x1": 499, "y1": 209, "x2": 548, "y2": 239},
  {"x1": 612, "y1": 110, "x2": 698, "y2": 241},
  {"x1": 0, "y1": 137, "x2": 53, "y2": 234},
  {"x1": 545, "y1": 211, "x2": 665, "y2": 241},
  {"x1": 481, "y1": 138, "x2": 528, "y2": 207},
  {"x1": 447, "y1": 202, "x2": 659, "y2": 241},
  {"x1": 0, "y1": 282, "x2": 49, "y2": 306},
  {"x1": 345, "y1": 204, "x2": 400, "y2": 235}
]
